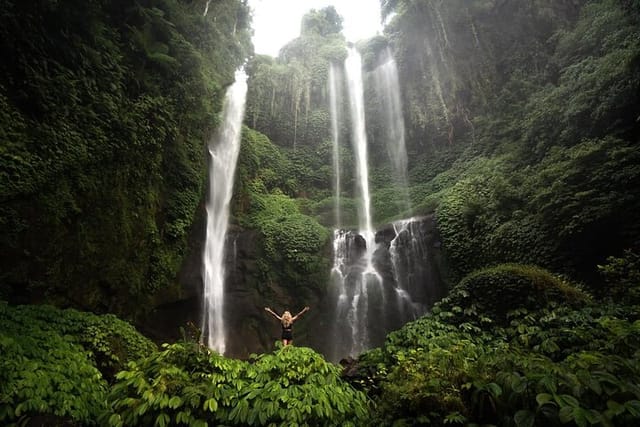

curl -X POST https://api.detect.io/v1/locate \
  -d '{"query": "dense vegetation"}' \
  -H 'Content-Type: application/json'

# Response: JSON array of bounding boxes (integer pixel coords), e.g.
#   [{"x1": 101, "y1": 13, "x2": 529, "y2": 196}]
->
[
  {"x1": 234, "y1": 127, "x2": 330, "y2": 292},
  {"x1": 0, "y1": 302, "x2": 156, "y2": 425},
  {"x1": 1, "y1": 0, "x2": 639, "y2": 425},
  {"x1": 105, "y1": 342, "x2": 369, "y2": 426},
  {"x1": 382, "y1": 0, "x2": 640, "y2": 286},
  {"x1": 2, "y1": 257, "x2": 638, "y2": 426},
  {"x1": 355, "y1": 258, "x2": 640, "y2": 426},
  {"x1": 0, "y1": 0, "x2": 252, "y2": 317},
  {"x1": 0, "y1": 302, "x2": 369, "y2": 426}
]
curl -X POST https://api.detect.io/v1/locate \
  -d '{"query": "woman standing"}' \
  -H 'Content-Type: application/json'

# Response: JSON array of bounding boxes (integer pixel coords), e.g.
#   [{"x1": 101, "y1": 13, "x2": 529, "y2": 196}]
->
[{"x1": 264, "y1": 306, "x2": 310, "y2": 346}]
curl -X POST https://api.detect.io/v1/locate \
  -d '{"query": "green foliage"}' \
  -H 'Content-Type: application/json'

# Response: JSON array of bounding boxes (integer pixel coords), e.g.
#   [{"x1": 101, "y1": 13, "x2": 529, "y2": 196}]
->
[
  {"x1": 235, "y1": 127, "x2": 297, "y2": 200},
  {"x1": 247, "y1": 189, "x2": 330, "y2": 288},
  {"x1": 0, "y1": 302, "x2": 156, "y2": 380},
  {"x1": 0, "y1": 0, "x2": 252, "y2": 315},
  {"x1": 431, "y1": 135, "x2": 640, "y2": 284},
  {"x1": 0, "y1": 301, "x2": 155, "y2": 425},
  {"x1": 245, "y1": 8, "x2": 346, "y2": 149},
  {"x1": 355, "y1": 276, "x2": 640, "y2": 426},
  {"x1": 524, "y1": 0, "x2": 640, "y2": 150},
  {"x1": 234, "y1": 128, "x2": 331, "y2": 291},
  {"x1": 309, "y1": 195, "x2": 359, "y2": 229},
  {"x1": 440, "y1": 264, "x2": 589, "y2": 325},
  {"x1": 598, "y1": 250, "x2": 640, "y2": 305},
  {"x1": 301, "y1": 6, "x2": 343, "y2": 37},
  {"x1": 435, "y1": 158, "x2": 540, "y2": 276},
  {"x1": 105, "y1": 342, "x2": 370, "y2": 426},
  {"x1": 286, "y1": 144, "x2": 334, "y2": 197}
]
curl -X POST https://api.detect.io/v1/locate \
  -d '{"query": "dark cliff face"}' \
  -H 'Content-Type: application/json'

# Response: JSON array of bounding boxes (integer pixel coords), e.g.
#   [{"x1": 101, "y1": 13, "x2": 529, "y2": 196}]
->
[
  {"x1": 143, "y1": 215, "x2": 449, "y2": 361},
  {"x1": 318, "y1": 215, "x2": 449, "y2": 361},
  {"x1": 375, "y1": 215, "x2": 448, "y2": 308}
]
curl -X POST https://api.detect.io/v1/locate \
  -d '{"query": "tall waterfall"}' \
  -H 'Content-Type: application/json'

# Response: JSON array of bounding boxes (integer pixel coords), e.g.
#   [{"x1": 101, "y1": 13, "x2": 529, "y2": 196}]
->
[
  {"x1": 201, "y1": 69, "x2": 248, "y2": 354},
  {"x1": 328, "y1": 48, "x2": 384, "y2": 359},
  {"x1": 373, "y1": 47, "x2": 411, "y2": 214},
  {"x1": 329, "y1": 63, "x2": 343, "y2": 228},
  {"x1": 326, "y1": 49, "x2": 439, "y2": 361},
  {"x1": 345, "y1": 48, "x2": 375, "y2": 243}
]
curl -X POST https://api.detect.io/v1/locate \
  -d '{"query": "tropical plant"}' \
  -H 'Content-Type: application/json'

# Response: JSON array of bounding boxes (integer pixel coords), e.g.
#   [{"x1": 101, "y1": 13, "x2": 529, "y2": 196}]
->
[
  {"x1": 355, "y1": 264, "x2": 640, "y2": 426},
  {"x1": 0, "y1": 301, "x2": 155, "y2": 426},
  {"x1": 105, "y1": 342, "x2": 370, "y2": 426}
]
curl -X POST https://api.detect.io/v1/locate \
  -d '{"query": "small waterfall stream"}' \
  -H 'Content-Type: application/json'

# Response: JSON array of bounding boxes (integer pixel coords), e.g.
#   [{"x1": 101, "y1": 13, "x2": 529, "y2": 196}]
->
[
  {"x1": 389, "y1": 219, "x2": 429, "y2": 321},
  {"x1": 373, "y1": 47, "x2": 411, "y2": 213},
  {"x1": 201, "y1": 69, "x2": 248, "y2": 354}
]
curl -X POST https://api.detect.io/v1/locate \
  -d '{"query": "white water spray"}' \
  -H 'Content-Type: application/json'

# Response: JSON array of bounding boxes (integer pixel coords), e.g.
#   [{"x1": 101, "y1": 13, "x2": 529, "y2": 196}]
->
[
  {"x1": 373, "y1": 47, "x2": 411, "y2": 213},
  {"x1": 329, "y1": 64, "x2": 342, "y2": 228},
  {"x1": 345, "y1": 48, "x2": 375, "y2": 248},
  {"x1": 389, "y1": 218, "x2": 428, "y2": 320},
  {"x1": 330, "y1": 48, "x2": 383, "y2": 357},
  {"x1": 201, "y1": 69, "x2": 247, "y2": 354}
]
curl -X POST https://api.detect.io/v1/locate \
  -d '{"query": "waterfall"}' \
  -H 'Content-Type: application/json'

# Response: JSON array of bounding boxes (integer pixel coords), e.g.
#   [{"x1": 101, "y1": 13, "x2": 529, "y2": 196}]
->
[
  {"x1": 329, "y1": 64, "x2": 342, "y2": 228},
  {"x1": 328, "y1": 48, "x2": 384, "y2": 358},
  {"x1": 373, "y1": 47, "x2": 411, "y2": 214},
  {"x1": 329, "y1": 229, "x2": 349, "y2": 361},
  {"x1": 201, "y1": 69, "x2": 248, "y2": 354},
  {"x1": 325, "y1": 49, "x2": 441, "y2": 361},
  {"x1": 345, "y1": 48, "x2": 375, "y2": 247},
  {"x1": 203, "y1": 0, "x2": 211, "y2": 16},
  {"x1": 389, "y1": 219, "x2": 429, "y2": 321}
]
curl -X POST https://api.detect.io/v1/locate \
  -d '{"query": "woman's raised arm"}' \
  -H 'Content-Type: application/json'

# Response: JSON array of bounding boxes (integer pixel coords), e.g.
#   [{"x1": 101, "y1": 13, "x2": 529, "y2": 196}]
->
[
  {"x1": 264, "y1": 307, "x2": 281, "y2": 320},
  {"x1": 292, "y1": 306, "x2": 310, "y2": 322}
]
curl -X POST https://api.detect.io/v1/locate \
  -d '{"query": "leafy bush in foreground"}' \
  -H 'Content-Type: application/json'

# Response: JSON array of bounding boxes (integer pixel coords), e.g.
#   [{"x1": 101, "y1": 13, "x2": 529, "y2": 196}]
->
[
  {"x1": 355, "y1": 265, "x2": 640, "y2": 426},
  {"x1": 0, "y1": 301, "x2": 155, "y2": 425},
  {"x1": 0, "y1": 302, "x2": 156, "y2": 381},
  {"x1": 105, "y1": 343, "x2": 370, "y2": 426}
]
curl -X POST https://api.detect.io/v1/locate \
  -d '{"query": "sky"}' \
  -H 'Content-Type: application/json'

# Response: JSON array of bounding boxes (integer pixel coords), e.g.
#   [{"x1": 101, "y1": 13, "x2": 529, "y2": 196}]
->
[{"x1": 248, "y1": 0, "x2": 383, "y2": 57}]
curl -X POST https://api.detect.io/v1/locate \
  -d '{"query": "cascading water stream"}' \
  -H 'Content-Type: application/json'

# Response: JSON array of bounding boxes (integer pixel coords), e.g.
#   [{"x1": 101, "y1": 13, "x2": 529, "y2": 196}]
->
[
  {"x1": 330, "y1": 48, "x2": 384, "y2": 357},
  {"x1": 389, "y1": 218, "x2": 428, "y2": 321},
  {"x1": 373, "y1": 48, "x2": 411, "y2": 214},
  {"x1": 201, "y1": 69, "x2": 248, "y2": 354},
  {"x1": 345, "y1": 48, "x2": 374, "y2": 246},
  {"x1": 326, "y1": 48, "x2": 439, "y2": 361},
  {"x1": 329, "y1": 64, "x2": 342, "y2": 228}
]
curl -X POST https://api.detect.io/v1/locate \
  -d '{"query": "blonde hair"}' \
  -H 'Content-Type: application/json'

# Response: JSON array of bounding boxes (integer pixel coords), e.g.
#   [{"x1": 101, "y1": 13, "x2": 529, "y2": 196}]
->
[{"x1": 281, "y1": 311, "x2": 293, "y2": 327}]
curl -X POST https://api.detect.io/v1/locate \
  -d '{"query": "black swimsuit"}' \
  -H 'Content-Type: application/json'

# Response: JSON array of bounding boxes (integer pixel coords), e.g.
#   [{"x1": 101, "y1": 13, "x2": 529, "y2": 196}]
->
[{"x1": 281, "y1": 324, "x2": 293, "y2": 340}]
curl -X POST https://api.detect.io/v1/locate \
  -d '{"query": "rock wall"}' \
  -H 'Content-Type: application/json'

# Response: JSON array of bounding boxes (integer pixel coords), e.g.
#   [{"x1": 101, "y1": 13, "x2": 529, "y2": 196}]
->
[{"x1": 142, "y1": 214, "x2": 449, "y2": 361}]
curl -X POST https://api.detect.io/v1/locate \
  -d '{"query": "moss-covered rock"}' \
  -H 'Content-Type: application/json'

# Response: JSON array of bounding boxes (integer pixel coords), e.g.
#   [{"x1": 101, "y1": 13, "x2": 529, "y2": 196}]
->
[{"x1": 440, "y1": 264, "x2": 590, "y2": 324}]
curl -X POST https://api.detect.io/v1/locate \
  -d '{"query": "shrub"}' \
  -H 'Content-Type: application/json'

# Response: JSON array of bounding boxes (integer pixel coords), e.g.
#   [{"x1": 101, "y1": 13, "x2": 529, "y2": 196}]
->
[
  {"x1": 356, "y1": 297, "x2": 640, "y2": 426},
  {"x1": 0, "y1": 302, "x2": 118, "y2": 425},
  {"x1": 598, "y1": 250, "x2": 640, "y2": 304},
  {"x1": 0, "y1": 301, "x2": 156, "y2": 426},
  {"x1": 441, "y1": 264, "x2": 589, "y2": 324},
  {"x1": 105, "y1": 342, "x2": 370, "y2": 426},
  {"x1": 0, "y1": 302, "x2": 156, "y2": 381}
]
